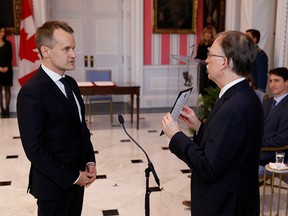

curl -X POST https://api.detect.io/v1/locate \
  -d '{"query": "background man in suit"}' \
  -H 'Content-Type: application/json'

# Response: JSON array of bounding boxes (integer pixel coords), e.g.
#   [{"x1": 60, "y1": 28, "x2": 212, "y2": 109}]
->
[
  {"x1": 246, "y1": 29, "x2": 269, "y2": 92},
  {"x1": 17, "y1": 21, "x2": 96, "y2": 216},
  {"x1": 259, "y1": 67, "x2": 288, "y2": 167},
  {"x1": 162, "y1": 31, "x2": 263, "y2": 215}
]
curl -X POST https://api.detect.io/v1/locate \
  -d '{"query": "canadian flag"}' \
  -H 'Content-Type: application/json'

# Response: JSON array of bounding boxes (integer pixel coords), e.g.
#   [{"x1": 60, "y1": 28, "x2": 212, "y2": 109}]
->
[{"x1": 18, "y1": 0, "x2": 41, "y2": 86}]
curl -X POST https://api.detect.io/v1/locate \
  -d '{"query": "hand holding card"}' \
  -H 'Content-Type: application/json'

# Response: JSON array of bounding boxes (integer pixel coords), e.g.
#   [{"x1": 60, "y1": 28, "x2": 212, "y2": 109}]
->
[{"x1": 160, "y1": 87, "x2": 193, "y2": 136}]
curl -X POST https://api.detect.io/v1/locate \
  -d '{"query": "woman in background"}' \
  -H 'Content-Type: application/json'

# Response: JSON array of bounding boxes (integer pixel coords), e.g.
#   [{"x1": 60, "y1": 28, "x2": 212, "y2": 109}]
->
[
  {"x1": 0, "y1": 26, "x2": 13, "y2": 117},
  {"x1": 196, "y1": 25, "x2": 216, "y2": 95}
]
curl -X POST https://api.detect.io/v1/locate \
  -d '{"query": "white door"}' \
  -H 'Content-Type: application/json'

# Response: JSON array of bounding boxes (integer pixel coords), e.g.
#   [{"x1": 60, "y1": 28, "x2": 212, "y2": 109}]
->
[{"x1": 47, "y1": 0, "x2": 124, "y2": 82}]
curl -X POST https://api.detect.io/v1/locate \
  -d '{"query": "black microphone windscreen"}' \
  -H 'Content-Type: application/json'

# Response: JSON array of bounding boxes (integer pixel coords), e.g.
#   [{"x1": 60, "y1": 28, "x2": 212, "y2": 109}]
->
[{"x1": 118, "y1": 114, "x2": 124, "y2": 124}]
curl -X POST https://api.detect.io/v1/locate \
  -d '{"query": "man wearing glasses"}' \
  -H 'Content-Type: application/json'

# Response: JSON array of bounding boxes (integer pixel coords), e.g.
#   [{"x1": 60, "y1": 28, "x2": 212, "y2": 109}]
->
[{"x1": 162, "y1": 31, "x2": 263, "y2": 215}]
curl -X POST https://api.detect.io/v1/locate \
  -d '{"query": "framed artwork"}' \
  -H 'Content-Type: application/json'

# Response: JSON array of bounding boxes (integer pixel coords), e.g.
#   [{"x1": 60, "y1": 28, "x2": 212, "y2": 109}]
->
[
  {"x1": 153, "y1": 0, "x2": 198, "y2": 34},
  {"x1": 0, "y1": 0, "x2": 21, "y2": 34},
  {"x1": 203, "y1": 0, "x2": 225, "y2": 33}
]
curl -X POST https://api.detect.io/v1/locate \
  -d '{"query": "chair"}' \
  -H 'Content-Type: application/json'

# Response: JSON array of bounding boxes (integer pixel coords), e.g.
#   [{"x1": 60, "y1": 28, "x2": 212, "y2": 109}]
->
[
  {"x1": 86, "y1": 70, "x2": 113, "y2": 123},
  {"x1": 261, "y1": 145, "x2": 288, "y2": 153}
]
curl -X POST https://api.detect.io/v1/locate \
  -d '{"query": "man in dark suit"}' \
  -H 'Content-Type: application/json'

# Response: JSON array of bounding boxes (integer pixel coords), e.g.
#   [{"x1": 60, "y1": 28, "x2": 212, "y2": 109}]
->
[
  {"x1": 246, "y1": 29, "x2": 269, "y2": 92},
  {"x1": 162, "y1": 31, "x2": 263, "y2": 215},
  {"x1": 17, "y1": 21, "x2": 96, "y2": 216},
  {"x1": 259, "y1": 67, "x2": 288, "y2": 166}
]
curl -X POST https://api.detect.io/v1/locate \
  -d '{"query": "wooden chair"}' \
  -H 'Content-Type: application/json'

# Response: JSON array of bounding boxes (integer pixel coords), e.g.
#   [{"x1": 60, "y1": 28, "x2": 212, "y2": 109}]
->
[
  {"x1": 261, "y1": 145, "x2": 288, "y2": 152},
  {"x1": 86, "y1": 70, "x2": 113, "y2": 123}
]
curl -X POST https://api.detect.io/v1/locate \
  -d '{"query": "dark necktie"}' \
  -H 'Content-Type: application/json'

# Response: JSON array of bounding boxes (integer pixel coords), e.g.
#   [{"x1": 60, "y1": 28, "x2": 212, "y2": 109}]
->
[
  {"x1": 271, "y1": 99, "x2": 277, "y2": 110},
  {"x1": 59, "y1": 77, "x2": 78, "y2": 113},
  {"x1": 267, "y1": 99, "x2": 277, "y2": 117}
]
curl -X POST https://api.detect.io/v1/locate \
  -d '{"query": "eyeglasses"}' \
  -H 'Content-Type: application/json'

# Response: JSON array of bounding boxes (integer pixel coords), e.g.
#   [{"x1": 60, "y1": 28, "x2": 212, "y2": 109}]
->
[
  {"x1": 207, "y1": 52, "x2": 226, "y2": 59},
  {"x1": 207, "y1": 47, "x2": 226, "y2": 59}
]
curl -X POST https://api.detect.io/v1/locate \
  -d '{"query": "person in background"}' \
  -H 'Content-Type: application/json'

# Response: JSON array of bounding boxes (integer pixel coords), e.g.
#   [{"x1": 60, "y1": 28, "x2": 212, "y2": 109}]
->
[
  {"x1": 259, "y1": 67, "x2": 288, "y2": 175},
  {"x1": 195, "y1": 25, "x2": 217, "y2": 95},
  {"x1": 0, "y1": 26, "x2": 13, "y2": 117},
  {"x1": 195, "y1": 25, "x2": 216, "y2": 60},
  {"x1": 162, "y1": 31, "x2": 263, "y2": 215},
  {"x1": 17, "y1": 21, "x2": 96, "y2": 216},
  {"x1": 246, "y1": 29, "x2": 268, "y2": 92}
]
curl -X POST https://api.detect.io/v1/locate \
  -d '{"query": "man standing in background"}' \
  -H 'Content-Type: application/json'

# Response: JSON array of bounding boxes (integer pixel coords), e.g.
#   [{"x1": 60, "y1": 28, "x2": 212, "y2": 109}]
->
[{"x1": 246, "y1": 29, "x2": 269, "y2": 92}]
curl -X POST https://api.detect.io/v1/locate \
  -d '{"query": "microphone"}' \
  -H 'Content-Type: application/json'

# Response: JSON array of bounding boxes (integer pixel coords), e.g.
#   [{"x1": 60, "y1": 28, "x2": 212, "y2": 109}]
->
[
  {"x1": 190, "y1": 44, "x2": 195, "y2": 58},
  {"x1": 118, "y1": 114, "x2": 160, "y2": 187}
]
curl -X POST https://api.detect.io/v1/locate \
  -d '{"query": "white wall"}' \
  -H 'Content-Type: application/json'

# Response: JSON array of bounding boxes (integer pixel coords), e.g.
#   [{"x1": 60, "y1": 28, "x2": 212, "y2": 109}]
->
[
  {"x1": 9, "y1": 0, "x2": 288, "y2": 112},
  {"x1": 274, "y1": 0, "x2": 288, "y2": 67},
  {"x1": 240, "y1": 0, "x2": 276, "y2": 70}
]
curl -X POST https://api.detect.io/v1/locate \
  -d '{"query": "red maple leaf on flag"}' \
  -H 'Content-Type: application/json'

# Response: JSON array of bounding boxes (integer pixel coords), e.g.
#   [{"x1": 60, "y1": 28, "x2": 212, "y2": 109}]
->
[
  {"x1": 18, "y1": 0, "x2": 41, "y2": 86},
  {"x1": 19, "y1": 28, "x2": 39, "y2": 63}
]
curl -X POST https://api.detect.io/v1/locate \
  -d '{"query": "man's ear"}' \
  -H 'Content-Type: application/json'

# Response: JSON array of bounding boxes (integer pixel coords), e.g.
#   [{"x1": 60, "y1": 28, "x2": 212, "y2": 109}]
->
[
  {"x1": 285, "y1": 80, "x2": 288, "y2": 87},
  {"x1": 253, "y1": 37, "x2": 258, "y2": 44},
  {"x1": 41, "y1": 46, "x2": 49, "y2": 57},
  {"x1": 220, "y1": 57, "x2": 229, "y2": 70}
]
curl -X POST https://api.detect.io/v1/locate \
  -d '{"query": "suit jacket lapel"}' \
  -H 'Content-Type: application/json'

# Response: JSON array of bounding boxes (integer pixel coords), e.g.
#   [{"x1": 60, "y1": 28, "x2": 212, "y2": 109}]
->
[
  {"x1": 203, "y1": 97, "x2": 223, "y2": 127},
  {"x1": 64, "y1": 76, "x2": 85, "y2": 121},
  {"x1": 264, "y1": 98, "x2": 274, "y2": 120},
  {"x1": 265, "y1": 95, "x2": 288, "y2": 123},
  {"x1": 38, "y1": 68, "x2": 81, "y2": 122},
  {"x1": 197, "y1": 97, "x2": 223, "y2": 141},
  {"x1": 197, "y1": 80, "x2": 248, "y2": 141}
]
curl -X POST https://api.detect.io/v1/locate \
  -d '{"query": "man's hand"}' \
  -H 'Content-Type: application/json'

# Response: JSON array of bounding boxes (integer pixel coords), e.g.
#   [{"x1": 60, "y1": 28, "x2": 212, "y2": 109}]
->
[
  {"x1": 162, "y1": 112, "x2": 181, "y2": 139},
  {"x1": 85, "y1": 163, "x2": 97, "y2": 187},
  {"x1": 75, "y1": 163, "x2": 97, "y2": 188},
  {"x1": 179, "y1": 106, "x2": 201, "y2": 132}
]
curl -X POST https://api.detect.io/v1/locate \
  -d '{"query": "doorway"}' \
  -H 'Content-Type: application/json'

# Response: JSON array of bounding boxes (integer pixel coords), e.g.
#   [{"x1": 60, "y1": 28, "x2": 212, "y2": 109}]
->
[{"x1": 48, "y1": 0, "x2": 124, "y2": 82}]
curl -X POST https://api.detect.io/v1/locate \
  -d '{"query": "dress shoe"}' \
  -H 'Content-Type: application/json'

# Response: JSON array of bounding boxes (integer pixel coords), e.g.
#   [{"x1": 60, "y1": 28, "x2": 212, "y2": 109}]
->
[
  {"x1": 0, "y1": 107, "x2": 4, "y2": 117},
  {"x1": 1, "y1": 111, "x2": 6, "y2": 117},
  {"x1": 1, "y1": 109, "x2": 10, "y2": 118}
]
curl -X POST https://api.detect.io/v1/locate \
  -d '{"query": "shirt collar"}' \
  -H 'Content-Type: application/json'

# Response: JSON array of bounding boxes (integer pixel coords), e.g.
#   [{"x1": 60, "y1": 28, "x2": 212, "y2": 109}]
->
[
  {"x1": 274, "y1": 93, "x2": 288, "y2": 105},
  {"x1": 41, "y1": 64, "x2": 64, "y2": 82},
  {"x1": 219, "y1": 77, "x2": 246, "y2": 98}
]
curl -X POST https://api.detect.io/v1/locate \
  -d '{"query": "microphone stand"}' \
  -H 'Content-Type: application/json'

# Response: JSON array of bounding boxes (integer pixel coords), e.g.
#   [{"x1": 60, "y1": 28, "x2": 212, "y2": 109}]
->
[
  {"x1": 145, "y1": 164, "x2": 151, "y2": 216},
  {"x1": 190, "y1": 45, "x2": 195, "y2": 58},
  {"x1": 118, "y1": 115, "x2": 160, "y2": 216},
  {"x1": 144, "y1": 161, "x2": 161, "y2": 216}
]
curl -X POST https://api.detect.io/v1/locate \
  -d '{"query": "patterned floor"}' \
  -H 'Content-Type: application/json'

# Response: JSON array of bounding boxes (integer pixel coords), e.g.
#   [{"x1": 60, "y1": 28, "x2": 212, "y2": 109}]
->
[{"x1": 0, "y1": 105, "x2": 287, "y2": 215}]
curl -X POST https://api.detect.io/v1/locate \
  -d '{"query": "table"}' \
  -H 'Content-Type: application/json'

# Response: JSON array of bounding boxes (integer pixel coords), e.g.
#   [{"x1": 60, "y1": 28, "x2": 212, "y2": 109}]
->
[
  {"x1": 78, "y1": 82, "x2": 140, "y2": 129},
  {"x1": 261, "y1": 164, "x2": 288, "y2": 216}
]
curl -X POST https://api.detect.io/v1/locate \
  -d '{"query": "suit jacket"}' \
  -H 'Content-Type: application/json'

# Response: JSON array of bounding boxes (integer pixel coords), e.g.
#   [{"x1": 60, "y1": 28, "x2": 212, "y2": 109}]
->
[
  {"x1": 17, "y1": 67, "x2": 95, "y2": 200},
  {"x1": 169, "y1": 80, "x2": 264, "y2": 215},
  {"x1": 260, "y1": 95, "x2": 288, "y2": 165},
  {"x1": 252, "y1": 47, "x2": 268, "y2": 91}
]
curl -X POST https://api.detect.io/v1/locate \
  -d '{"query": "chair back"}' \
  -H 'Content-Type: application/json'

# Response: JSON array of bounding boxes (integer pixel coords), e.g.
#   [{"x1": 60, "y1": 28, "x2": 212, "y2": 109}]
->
[
  {"x1": 87, "y1": 69, "x2": 111, "y2": 82},
  {"x1": 86, "y1": 70, "x2": 112, "y2": 100}
]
